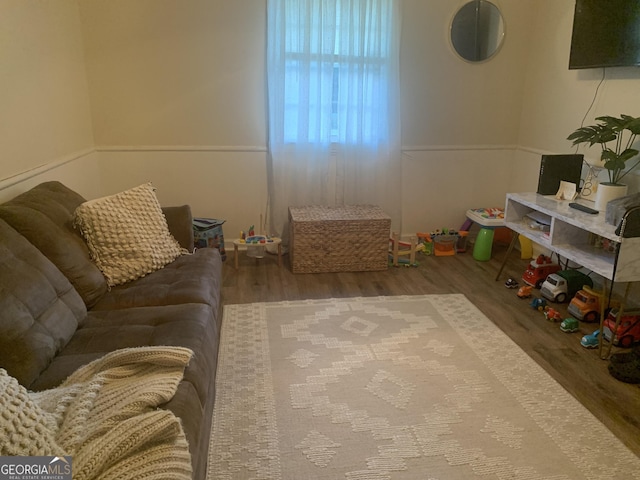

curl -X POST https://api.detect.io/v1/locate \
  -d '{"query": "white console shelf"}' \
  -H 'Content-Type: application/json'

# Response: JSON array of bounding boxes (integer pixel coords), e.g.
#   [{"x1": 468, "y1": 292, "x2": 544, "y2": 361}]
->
[{"x1": 504, "y1": 193, "x2": 640, "y2": 283}]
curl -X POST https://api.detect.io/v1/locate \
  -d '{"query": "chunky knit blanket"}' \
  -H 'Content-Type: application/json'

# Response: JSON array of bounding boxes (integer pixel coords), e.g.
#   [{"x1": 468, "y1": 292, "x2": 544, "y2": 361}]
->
[{"x1": 0, "y1": 347, "x2": 194, "y2": 480}]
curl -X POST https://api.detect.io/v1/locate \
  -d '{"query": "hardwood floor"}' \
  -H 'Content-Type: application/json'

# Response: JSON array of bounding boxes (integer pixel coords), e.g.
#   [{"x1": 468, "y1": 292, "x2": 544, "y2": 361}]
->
[{"x1": 221, "y1": 244, "x2": 640, "y2": 457}]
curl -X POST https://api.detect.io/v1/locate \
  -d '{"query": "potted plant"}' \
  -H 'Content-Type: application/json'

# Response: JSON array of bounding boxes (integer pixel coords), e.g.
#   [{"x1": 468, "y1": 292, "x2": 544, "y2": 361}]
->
[{"x1": 568, "y1": 114, "x2": 640, "y2": 209}]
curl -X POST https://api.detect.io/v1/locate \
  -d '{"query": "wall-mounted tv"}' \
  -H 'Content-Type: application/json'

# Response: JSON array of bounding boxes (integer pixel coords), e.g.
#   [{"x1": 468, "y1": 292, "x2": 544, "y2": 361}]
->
[{"x1": 569, "y1": 0, "x2": 640, "y2": 69}]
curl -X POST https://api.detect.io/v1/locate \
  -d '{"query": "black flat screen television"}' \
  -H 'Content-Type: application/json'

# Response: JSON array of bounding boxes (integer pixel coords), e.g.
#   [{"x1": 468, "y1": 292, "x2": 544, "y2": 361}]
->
[{"x1": 569, "y1": 0, "x2": 640, "y2": 69}]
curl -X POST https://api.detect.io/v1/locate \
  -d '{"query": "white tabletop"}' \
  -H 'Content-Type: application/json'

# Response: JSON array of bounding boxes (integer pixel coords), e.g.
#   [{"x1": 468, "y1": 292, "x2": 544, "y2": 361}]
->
[{"x1": 466, "y1": 208, "x2": 505, "y2": 227}]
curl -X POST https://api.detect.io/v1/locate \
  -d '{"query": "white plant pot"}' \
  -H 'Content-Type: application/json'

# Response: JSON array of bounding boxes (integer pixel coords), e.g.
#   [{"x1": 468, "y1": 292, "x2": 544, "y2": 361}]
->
[{"x1": 594, "y1": 182, "x2": 628, "y2": 211}]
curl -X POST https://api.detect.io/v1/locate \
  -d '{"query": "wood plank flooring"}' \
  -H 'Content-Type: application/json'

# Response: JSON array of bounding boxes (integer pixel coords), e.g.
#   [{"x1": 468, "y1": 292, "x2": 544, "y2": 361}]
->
[{"x1": 221, "y1": 244, "x2": 640, "y2": 457}]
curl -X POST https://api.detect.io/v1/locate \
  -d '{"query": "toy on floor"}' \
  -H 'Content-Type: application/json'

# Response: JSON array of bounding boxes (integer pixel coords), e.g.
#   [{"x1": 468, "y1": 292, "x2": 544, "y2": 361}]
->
[
  {"x1": 461, "y1": 208, "x2": 507, "y2": 261},
  {"x1": 416, "y1": 232, "x2": 434, "y2": 255},
  {"x1": 568, "y1": 286, "x2": 602, "y2": 323},
  {"x1": 560, "y1": 318, "x2": 580, "y2": 333},
  {"x1": 240, "y1": 224, "x2": 256, "y2": 240},
  {"x1": 389, "y1": 232, "x2": 422, "y2": 267},
  {"x1": 540, "y1": 270, "x2": 593, "y2": 303},
  {"x1": 505, "y1": 278, "x2": 519, "y2": 289},
  {"x1": 567, "y1": 285, "x2": 618, "y2": 323},
  {"x1": 544, "y1": 306, "x2": 563, "y2": 322},
  {"x1": 517, "y1": 285, "x2": 533, "y2": 298},
  {"x1": 238, "y1": 235, "x2": 275, "y2": 259},
  {"x1": 428, "y1": 229, "x2": 461, "y2": 257},
  {"x1": 602, "y1": 308, "x2": 640, "y2": 348},
  {"x1": 530, "y1": 297, "x2": 547, "y2": 311},
  {"x1": 581, "y1": 329, "x2": 600, "y2": 348},
  {"x1": 522, "y1": 254, "x2": 561, "y2": 289}
]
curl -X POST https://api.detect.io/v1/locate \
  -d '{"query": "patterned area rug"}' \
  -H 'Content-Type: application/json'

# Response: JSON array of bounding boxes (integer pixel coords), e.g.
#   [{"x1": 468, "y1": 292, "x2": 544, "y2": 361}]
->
[{"x1": 208, "y1": 295, "x2": 640, "y2": 479}]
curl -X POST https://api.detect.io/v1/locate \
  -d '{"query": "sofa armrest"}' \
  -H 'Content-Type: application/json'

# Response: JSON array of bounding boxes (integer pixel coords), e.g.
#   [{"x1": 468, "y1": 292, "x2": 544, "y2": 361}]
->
[{"x1": 162, "y1": 205, "x2": 194, "y2": 252}]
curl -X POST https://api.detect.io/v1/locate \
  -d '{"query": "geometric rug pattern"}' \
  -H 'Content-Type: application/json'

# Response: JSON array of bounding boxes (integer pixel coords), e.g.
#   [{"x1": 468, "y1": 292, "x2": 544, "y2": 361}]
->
[{"x1": 208, "y1": 294, "x2": 640, "y2": 479}]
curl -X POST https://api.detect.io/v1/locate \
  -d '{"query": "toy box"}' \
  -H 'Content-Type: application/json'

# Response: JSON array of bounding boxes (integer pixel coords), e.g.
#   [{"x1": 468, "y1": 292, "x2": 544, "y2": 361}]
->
[
  {"x1": 193, "y1": 218, "x2": 226, "y2": 261},
  {"x1": 288, "y1": 205, "x2": 390, "y2": 273}
]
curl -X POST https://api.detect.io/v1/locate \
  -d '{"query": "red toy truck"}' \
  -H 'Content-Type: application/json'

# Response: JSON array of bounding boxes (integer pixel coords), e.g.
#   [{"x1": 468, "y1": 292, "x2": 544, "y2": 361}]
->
[
  {"x1": 602, "y1": 308, "x2": 640, "y2": 348},
  {"x1": 522, "y1": 254, "x2": 561, "y2": 289}
]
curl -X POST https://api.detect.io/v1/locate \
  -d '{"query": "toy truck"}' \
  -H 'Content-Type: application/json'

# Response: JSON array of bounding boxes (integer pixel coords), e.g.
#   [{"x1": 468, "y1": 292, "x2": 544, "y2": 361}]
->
[
  {"x1": 540, "y1": 270, "x2": 593, "y2": 303},
  {"x1": 568, "y1": 285, "x2": 604, "y2": 323},
  {"x1": 602, "y1": 308, "x2": 640, "y2": 348},
  {"x1": 544, "y1": 306, "x2": 563, "y2": 322},
  {"x1": 522, "y1": 254, "x2": 561, "y2": 289},
  {"x1": 517, "y1": 285, "x2": 533, "y2": 298}
]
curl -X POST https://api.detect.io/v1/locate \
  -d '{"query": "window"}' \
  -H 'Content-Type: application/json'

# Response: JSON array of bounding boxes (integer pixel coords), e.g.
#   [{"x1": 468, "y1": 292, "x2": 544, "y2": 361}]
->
[
  {"x1": 269, "y1": 0, "x2": 398, "y2": 146},
  {"x1": 266, "y1": 0, "x2": 402, "y2": 238}
]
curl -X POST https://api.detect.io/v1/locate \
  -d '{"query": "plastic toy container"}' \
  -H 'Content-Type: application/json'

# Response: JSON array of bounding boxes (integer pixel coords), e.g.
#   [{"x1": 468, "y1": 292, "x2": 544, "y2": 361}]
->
[{"x1": 434, "y1": 235, "x2": 457, "y2": 256}]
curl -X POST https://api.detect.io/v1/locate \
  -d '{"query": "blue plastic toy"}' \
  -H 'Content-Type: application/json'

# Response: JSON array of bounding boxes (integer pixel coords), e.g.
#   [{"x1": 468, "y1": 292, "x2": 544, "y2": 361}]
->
[
  {"x1": 530, "y1": 297, "x2": 547, "y2": 311},
  {"x1": 581, "y1": 329, "x2": 600, "y2": 349}
]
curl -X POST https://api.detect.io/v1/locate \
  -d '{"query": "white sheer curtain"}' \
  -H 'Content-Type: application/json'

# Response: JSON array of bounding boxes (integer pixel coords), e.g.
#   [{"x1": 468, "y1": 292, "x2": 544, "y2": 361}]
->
[{"x1": 266, "y1": 0, "x2": 402, "y2": 242}]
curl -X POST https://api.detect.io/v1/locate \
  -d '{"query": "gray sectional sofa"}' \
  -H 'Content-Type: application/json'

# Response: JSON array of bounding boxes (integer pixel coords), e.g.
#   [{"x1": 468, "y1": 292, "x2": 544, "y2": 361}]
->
[{"x1": 0, "y1": 181, "x2": 223, "y2": 479}]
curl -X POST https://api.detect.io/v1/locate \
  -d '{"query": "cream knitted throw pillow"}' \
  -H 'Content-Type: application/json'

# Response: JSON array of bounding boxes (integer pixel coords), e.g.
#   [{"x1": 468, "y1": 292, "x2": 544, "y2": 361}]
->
[{"x1": 74, "y1": 183, "x2": 185, "y2": 286}]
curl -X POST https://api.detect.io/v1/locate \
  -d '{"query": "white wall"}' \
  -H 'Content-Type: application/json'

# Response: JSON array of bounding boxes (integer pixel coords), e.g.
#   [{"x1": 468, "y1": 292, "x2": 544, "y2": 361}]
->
[
  {"x1": 401, "y1": 0, "x2": 533, "y2": 147},
  {"x1": 399, "y1": 0, "x2": 534, "y2": 234},
  {"x1": 512, "y1": 0, "x2": 640, "y2": 195},
  {"x1": 0, "y1": 151, "x2": 102, "y2": 204},
  {"x1": 401, "y1": 148, "x2": 515, "y2": 234},
  {"x1": 73, "y1": 0, "x2": 536, "y2": 239},
  {"x1": 2, "y1": 0, "x2": 640, "y2": 242},
  {"x1": 78, "y1": 0, "x2": 266, "y2": 148},
  {"x1": 95, "y1": 149, "x2": 268, "y2": 236},
  {"x1": 75, "y1": 0, "x2": 268, "y2": 238},
  {"x1": 0, "y1": 0, "x2": 97, "y2": 197}
]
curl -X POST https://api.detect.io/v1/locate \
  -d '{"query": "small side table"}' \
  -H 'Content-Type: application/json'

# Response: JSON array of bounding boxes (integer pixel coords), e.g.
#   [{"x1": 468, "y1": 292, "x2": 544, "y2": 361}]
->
[
  {"x1": 233, "y1": 237, "x2": 282, "y2": 269},
  {"x1": 464, "y1": 208, "x2": 505, "y2": 261}
]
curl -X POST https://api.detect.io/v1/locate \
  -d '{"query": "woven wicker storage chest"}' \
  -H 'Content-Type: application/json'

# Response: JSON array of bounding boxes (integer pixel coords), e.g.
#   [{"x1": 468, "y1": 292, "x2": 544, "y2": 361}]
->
[{"x1": 288, "y1": 205, "x2": 391, "y2": 273}]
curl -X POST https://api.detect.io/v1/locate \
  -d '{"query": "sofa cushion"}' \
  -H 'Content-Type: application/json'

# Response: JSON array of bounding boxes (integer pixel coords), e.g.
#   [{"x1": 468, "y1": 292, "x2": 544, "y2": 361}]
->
[
  {"x1": 28, "y1": 303, "x2": 219, "y2": 477},
  {"x1": 92, "y1": 248, "x2": 222, "y2": 311},
  {"x1": 74, "y1": 183, "x2": 185, "y2": 286},
  {"x1": 0, "y1": 219, "x2": 87, "y2": 389},
  {"x1": 0, "y1": 181, "x2": 108, "y2": 308},
  {"x1": 31, "y1": 303, "x2": 217, "y2": 395},
  {"x1": 162, "y1": 205, "x2": 195, "y2": 252}
]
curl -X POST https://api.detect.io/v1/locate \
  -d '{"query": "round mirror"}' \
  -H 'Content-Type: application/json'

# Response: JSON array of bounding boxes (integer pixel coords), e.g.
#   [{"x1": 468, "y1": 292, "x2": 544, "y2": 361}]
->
[{"x1": 450, "y1": 1, "x2": 505, "y2": 62}]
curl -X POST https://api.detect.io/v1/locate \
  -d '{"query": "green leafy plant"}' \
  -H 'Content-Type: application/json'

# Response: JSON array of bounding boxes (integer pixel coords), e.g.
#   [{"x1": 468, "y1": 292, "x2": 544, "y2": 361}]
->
[{"x1": 568, "y1": 114, "x2": 640, "y2": 185}]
